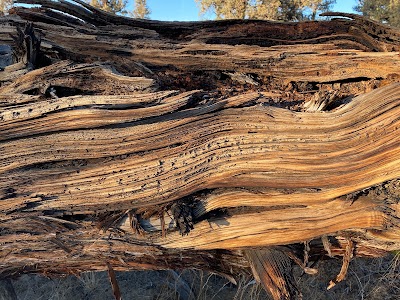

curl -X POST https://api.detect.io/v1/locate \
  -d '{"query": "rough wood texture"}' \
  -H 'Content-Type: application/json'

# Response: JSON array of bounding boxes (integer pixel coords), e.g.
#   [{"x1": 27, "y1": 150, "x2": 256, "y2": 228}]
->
[{"x1": 1, "y1": 1, "x2": 400, "y2": 299}]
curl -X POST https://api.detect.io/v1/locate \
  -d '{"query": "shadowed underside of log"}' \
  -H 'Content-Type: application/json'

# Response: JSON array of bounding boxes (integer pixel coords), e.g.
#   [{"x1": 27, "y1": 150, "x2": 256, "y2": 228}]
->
[{"x1": 1, "y1": 1, "x2": 400, "y2": 299}]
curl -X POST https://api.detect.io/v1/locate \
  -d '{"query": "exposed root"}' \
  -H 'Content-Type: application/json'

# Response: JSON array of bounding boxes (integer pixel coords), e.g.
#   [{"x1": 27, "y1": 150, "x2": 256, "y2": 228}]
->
[
  {"x1": 321, "y1": 235, "x2": 333, "y2": 258},
  {"x1": 327, "y1": 239, "x2": 354, "y2": 290},
  {"x1": 106, "y1": 262, "x2": 122, "y2": 300}
]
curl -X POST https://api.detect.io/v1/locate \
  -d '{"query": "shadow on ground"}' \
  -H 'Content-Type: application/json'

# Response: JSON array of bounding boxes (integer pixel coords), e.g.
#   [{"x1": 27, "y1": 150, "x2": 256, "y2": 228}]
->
[{"x1": 1, "y1": 254, "x2": 399, "y2": 300}]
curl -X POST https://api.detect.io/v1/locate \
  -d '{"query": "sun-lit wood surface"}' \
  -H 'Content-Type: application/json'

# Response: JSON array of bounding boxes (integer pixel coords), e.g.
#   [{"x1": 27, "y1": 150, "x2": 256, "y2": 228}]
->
[{"x1": 1, "y1": 1, "x2": 400, "y2": 299}]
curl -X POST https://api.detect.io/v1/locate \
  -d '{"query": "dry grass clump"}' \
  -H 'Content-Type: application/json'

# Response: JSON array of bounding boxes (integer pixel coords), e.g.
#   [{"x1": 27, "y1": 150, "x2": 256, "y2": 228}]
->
[{"x1": 7, "y1": 253, "x2": 400, "y2": 300}]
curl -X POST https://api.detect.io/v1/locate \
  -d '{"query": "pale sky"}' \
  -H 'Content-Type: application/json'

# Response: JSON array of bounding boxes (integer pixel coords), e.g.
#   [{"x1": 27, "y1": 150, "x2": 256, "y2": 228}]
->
[{"x1": 126, "y1": 0, "x2": 359, "y2": 21}]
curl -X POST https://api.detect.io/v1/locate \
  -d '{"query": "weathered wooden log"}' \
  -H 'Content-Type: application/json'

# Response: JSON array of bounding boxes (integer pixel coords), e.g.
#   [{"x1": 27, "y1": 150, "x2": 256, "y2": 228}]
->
[{"x1": 1, "y1": 1, "x2": 400, "y2": 299}]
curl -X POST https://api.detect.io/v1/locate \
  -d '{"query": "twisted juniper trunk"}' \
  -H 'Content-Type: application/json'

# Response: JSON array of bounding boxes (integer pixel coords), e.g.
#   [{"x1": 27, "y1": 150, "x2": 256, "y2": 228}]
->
[{"x1": 1, "y1": 1, "x2": 400, "y2": 299}]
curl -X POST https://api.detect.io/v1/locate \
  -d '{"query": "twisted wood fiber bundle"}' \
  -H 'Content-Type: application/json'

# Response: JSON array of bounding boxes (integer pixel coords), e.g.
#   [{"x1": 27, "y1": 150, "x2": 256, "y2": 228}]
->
[{"x1": 1, "y1": 83, "x2": 399, "y2": 247}]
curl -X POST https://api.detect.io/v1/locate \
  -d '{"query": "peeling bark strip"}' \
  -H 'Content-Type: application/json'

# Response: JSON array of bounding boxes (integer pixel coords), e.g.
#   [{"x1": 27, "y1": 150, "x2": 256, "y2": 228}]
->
[
  {"x1": 1, "y1": 1, "x2": 400, "y2": 299},
  {"x1": 246, "y1": 248, "x2": 301, "y2": 300}
]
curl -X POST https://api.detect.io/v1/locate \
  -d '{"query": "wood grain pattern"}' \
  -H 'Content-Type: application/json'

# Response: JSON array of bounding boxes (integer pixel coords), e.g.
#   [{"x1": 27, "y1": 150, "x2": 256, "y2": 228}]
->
[{"x1": 1, "y1": 1, "x2": 400, "y2": 298}]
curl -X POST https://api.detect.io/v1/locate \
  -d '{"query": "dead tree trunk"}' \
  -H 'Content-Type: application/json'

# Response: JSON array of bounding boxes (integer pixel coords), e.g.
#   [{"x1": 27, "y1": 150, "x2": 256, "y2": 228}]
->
[{"x1": 1, "y1": 1, "x2": 400, "y2": 299}]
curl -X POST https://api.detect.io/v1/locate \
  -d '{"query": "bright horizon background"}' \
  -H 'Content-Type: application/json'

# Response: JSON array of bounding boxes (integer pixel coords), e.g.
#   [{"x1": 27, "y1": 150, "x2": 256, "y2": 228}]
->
[{"x1": 127, "y1": 0, "x2": 359, "y2": 21}]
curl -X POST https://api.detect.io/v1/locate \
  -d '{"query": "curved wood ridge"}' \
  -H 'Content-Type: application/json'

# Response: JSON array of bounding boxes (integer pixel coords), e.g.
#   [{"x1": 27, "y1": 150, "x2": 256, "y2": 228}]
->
[
  {"x1": 0, "y1": 0, "x2": 398, "y2": 89},
  {"x1": 1, "y1": 84, "x2": 400, "y2": 214}
]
